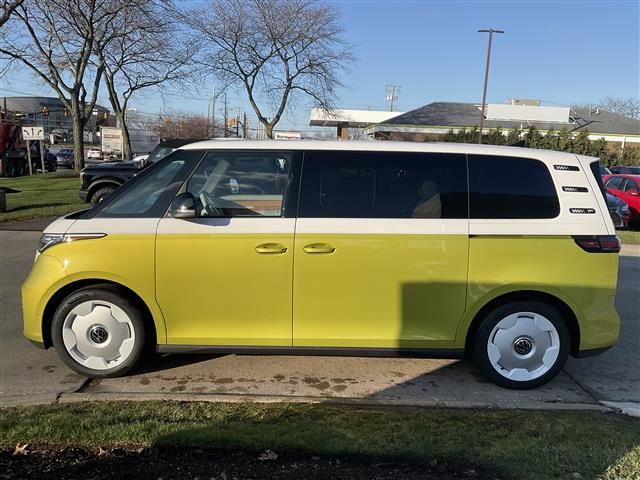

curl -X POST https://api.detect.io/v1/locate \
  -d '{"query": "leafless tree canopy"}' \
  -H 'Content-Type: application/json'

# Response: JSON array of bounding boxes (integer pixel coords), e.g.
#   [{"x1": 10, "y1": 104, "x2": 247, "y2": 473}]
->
[
  {"x1": 0, "y1": 0, "x2": 23, "y2": 29},
  {"x1": 97, "y1": 0, "x2": 197, "y2": 157},
  {"x1": 0, "y1": 0, "x2": 123, "y2": 170},
  {"x1": 187, "y1": 0, "x2": 353, "y2": 137},
  {"x1": 599, "y1": 97, "x2": 640, "y2": 120},
  {"x1": 154, "y1": 111, "x2": 210, "y2": 140}
]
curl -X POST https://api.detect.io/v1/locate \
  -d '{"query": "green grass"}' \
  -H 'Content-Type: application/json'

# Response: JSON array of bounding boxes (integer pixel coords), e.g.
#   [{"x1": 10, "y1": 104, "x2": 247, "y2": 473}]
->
[
  {"x1": 0, "y1": 171, "x2": 85, "y2": 223},
  {"x1": 0, "y1": 401, "x2": 638, "y2": 480},
  {"x1": 618, "y1": 230, "x2": 640, "y2": 245}
]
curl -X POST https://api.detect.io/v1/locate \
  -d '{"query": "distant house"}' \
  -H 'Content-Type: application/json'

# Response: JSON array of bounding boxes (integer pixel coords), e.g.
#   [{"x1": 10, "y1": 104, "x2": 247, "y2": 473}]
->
[{"x1": 365, "y1": 101, "x2": 640, "y2": 147}]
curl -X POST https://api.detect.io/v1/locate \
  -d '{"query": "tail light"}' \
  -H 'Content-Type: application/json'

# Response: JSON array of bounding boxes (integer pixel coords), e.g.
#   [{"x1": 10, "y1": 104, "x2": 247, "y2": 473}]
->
[{"x1": 573, "y1": 235, "x2": 621, "y2": 253}]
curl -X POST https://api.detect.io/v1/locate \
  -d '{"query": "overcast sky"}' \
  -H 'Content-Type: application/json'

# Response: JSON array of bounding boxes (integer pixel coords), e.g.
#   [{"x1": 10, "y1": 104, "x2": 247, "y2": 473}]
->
[{"x1": 2, "y1": 0, "x2": 638, "y2": 134}]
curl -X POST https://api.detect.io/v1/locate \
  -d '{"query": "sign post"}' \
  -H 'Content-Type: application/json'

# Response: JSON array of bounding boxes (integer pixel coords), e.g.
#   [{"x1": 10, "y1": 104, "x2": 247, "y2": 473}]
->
[{"x1": 21, "y1": 126, "x2": 45, "y2": 175}]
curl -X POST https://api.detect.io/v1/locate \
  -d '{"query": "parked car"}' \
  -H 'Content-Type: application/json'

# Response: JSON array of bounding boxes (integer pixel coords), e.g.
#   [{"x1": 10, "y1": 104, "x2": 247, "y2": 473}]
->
[
  {"x1": 56, "y1": 148, "x2": 74, "y2": 168},
  {"x1": 79, "y1": 139, "x2": 203, "y2": 205},
  {"x1": 610, "y1": 166, "x2": 640, "y2": 175},
  {"x1": 603, "y1": 174, "x2": 640, "y2": 228},
  {"x1": 606, "y1": 192, "x2": 631, "y2": 228},
  {"x1": 599, "y1": 165, "x2": 611, "y2": 176},
  {"x1": 87, "y1": 148, "x2": 102, "y2": 161},
  {"x1": 23, "y1": 142, "x2": 621, "y2": 390}
]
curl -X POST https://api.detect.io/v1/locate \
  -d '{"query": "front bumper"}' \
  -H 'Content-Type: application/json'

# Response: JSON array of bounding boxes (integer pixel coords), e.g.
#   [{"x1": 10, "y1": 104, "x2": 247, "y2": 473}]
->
[
  {"x1": 79, "y1": 188, "x2": 88, "y2": 202},
  {"x1": 22, "y1": 253, "x2": 68, "y2": 346}
]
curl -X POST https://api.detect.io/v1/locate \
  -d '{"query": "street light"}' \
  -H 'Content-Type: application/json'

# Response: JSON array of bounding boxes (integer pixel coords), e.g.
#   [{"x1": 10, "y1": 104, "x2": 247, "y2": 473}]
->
[{"x1": 477, "y1": 28, "x2": 504, "y2": 144}]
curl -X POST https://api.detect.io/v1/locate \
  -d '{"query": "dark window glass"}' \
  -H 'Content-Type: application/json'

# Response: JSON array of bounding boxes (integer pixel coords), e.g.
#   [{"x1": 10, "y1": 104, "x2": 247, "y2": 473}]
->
[
  {"x1": 97, "y1": 150, "x2": 201, "y2": 218},
  {"x1": 187, "y1": 151, "x2": 292, "y2": 217},
  {"x1": 623, "y1": 179, "x2": 639, "y2": 193},
  {"x1": 299, "y1": 151, "x2": 467, "y2": 218},
  {"x1": 605, "y1": 176, "x2": 624, "y2": 190},
  {"x1": 469, "y1": 155, "x2": 559, "y2": 219},
  {"x1": 590, "y1": 161, "x2": 608, "y2": 203}
]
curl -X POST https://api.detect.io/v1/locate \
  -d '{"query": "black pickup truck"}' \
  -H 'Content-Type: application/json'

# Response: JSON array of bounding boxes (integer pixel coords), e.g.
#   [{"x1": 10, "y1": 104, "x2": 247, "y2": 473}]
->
[{"x1": 79, "y1": 139, "x2": 201, "y2": 205}]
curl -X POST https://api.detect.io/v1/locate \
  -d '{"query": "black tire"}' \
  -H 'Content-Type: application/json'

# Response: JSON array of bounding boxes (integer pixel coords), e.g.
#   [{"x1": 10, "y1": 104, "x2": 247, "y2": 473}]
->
[
  {"x1": 474, "y1": 300, "x2": 570, "y2": 389},
  {"x1": 5, "y1": 160, "x2": 16, "y2": 177},
  {"x1": 51, "y1": 285, "x2": 147, "y2": 378},
  {"x1": 90, "y1": 186, "x2": 115, "y2": 205}
]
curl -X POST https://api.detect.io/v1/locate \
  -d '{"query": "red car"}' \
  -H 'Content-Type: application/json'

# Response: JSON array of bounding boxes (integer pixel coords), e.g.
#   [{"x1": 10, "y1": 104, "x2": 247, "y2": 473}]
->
[{"x1": 603, "y1": 174, "x2": 640, "y2": 228}]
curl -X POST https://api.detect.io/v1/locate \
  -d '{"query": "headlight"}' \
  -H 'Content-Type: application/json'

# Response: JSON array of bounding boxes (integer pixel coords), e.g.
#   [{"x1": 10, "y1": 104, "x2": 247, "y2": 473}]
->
[
  {"x1": 38, "y1": 233, "x2": 66, "y2": 253},
  {"x1": 37, "y1": 233, "x2": 106, "y2": 254}
]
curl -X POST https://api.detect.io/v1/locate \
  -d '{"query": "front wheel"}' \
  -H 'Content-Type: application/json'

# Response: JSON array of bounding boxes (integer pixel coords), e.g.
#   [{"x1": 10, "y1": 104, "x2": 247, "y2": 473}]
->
[
  {"x1": 90, "y1": 186, "x2": 115, "y2": 205},
  {"x1": 474, "y1": 301, "x2": 570, "y2": 389},
  {"x1": 51, "y1": 286, "x2": 147, "y2": 378}
]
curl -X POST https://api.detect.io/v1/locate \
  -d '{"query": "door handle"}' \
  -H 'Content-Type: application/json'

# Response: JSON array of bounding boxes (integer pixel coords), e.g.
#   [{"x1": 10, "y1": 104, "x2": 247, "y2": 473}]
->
[
  {"x1": 303, "y1": 243, "x2": 336, "y2": 254},
  {"x1": 255, "y1": 243, "x2": 288, "y2": 254}
]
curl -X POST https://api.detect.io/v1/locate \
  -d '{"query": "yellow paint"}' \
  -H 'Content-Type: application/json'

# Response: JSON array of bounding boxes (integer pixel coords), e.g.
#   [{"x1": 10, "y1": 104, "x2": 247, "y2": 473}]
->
[
  {"x1": 155, "y1": 233, "x2": 294, "y2": 345},
  {"x1": 22, "y1": 232, "x2": 619, "y2": 354},
  {"x1": 21, "y1": 235, "x2": 167, "y2": 344},
  {"x1": 456, "y1": 236, "x2": 620, "y2": 350},
  {"x1": 293, "y1": 234, "x2": 469, "y2": 348}
]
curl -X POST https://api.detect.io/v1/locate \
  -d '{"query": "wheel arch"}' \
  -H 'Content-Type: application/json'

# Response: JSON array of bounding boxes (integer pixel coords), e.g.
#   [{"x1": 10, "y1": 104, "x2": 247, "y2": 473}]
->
[
  {"x1": 41, "y1": 279, "x2": 157, "y2": 350},
  {"x1": 463, "y1": 290, "x2": 580, "y2": 357}
]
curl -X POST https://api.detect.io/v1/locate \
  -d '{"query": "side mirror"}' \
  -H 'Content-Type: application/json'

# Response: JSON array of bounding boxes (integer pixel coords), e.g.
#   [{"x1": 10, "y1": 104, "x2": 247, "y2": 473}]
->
[
  {"x1": 628, "y1": 189, "x2": 639, "y2": 196},
  {"x1": 169, "y1": 192, "x2": 196, "y2": 219}
]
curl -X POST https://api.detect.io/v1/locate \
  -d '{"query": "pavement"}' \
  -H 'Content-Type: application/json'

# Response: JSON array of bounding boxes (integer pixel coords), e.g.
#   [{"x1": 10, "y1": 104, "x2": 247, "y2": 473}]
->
[{"x1": 1, "y1": 229, "x2": 638, "y2": 414}]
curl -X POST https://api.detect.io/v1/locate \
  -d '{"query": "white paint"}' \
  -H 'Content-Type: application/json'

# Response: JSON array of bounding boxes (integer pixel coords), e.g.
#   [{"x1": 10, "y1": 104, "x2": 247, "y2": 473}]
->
[
  {"x1": 157, "y1": 217, "x2": 296, "y2": 235},
  {"x1": 295, "y1": 218, "x2": 468, "y2": 235}
]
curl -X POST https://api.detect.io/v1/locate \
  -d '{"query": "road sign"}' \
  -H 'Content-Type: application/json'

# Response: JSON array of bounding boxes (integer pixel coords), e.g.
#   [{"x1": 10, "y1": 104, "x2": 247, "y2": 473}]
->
[{"x1": 21, "y1": 126, "x2": 45, "y2": 140}]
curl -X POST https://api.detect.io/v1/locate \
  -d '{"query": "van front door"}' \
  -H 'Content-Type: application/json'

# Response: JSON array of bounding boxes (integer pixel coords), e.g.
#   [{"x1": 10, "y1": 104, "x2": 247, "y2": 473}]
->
[
  {"x1": 293, "y1": 150, "x2": 469, "y2": 350},
  {"x1": 156, "y1": 150, "x2": 296, "y2": 347}
]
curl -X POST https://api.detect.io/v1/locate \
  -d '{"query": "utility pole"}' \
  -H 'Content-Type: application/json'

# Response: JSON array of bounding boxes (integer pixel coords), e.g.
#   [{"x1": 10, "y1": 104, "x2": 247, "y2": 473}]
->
[
  {"x1": 223, "y1": 93, "x2": 229, "y2": 138},
  {"x1": 477, "y1": 28, "x2": 504, "y2": 144},
  {"x1": 386, "y1": 85, "x2": 400, "y2": 112}
]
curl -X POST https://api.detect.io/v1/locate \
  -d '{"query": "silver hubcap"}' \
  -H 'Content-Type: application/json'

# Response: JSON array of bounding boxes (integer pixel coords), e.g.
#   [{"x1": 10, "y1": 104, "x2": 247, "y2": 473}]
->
[
  {"x1": 487, "y1": 312, "x2": 560, "y2": 382},
  {"x1": 62, "y1": 300, "x2": 135, "y2": 371}
]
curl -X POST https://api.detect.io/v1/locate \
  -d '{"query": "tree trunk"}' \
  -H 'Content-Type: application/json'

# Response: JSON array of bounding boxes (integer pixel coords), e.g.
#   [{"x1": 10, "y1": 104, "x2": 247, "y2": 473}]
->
[
  {"x1": 71, "y1": 99, "x2": 85, "y2": 174},
  {"x1": 264, "y1": 122, "x2": 274, "y2": 139},
  {"x1": 118, "y1": 111, "x2": 132, "y2": 159}
]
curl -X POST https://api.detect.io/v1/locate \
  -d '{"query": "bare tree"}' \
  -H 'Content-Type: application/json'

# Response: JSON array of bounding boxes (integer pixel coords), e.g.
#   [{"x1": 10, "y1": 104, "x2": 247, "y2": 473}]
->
[
  {"x1": 0, "y1": 0, "x2": 120, "y2": 172},
  {"x1": 96, "y1": 0, "x2": 196, "y2": 158},
  {"x1": 154, "y1": 111, "x2": 211, "y2": 140},
  {"x1": 599, "y1": 97, "x2": 640, "y2": 120},
  {"x1": 187, "y1": 0, "x2": 353, "y2": 138},
  {"x1": 0, "y1": 0, "x2": 23, "y2": 29}
]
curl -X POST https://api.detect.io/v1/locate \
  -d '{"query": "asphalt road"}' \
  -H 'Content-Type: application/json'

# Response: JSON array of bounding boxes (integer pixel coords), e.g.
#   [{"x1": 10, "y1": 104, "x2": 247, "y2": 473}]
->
[{"x1": 1, "y1": 230, "x2": 638, "y2": 413}]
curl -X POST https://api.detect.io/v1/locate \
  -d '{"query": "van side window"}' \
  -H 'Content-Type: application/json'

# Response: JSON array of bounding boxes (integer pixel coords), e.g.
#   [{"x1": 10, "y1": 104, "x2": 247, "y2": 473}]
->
[
  {"x1": 469, "y1": 155, "x2": 559, "y2": 219},
  {"x1": 97, "y1": 150, "x2": 201, "y2": 218},
  {"x1": 299, "y1": 151, "x2": 467, "y2": 218},
  {"x1": 186, "y1": 151, "x2": 292, "y2": 217}
]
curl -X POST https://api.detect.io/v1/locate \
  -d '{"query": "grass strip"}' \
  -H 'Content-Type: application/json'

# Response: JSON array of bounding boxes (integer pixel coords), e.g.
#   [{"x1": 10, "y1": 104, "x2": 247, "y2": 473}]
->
[
  {"x1": 0, "y1": 171, "x2": 85, "y2": 223},
  {"x1": 0, "y1": 401, "x2": 638, "y2": 480}
]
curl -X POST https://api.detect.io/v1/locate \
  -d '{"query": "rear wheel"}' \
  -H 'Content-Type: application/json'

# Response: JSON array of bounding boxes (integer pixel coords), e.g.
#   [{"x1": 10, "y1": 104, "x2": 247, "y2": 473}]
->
[
  {"x1": 474, "y1": 300, "x2": 570, "y2": 389},
  {"x1": 51, "y1": 286, "x2": 147, "y2": 378}
]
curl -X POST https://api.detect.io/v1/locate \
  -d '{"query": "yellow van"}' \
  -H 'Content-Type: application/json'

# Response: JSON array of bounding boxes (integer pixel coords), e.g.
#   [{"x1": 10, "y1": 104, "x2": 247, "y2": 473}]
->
[{"x1": 22, "y1": 141, "x2": 620, "y2": 389}]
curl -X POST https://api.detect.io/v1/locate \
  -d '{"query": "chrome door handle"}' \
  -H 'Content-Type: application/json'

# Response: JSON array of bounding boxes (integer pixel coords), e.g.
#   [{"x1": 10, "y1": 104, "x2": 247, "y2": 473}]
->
[
  {"x1": 255, "y1": 243, "x2": 288, "y2": 254},
  {"x1": 303, "y1": 243, "x2": 336, "y2": 254}
]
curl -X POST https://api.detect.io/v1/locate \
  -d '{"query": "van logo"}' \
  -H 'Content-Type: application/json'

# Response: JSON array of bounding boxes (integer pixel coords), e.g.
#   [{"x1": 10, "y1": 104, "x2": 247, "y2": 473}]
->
[
  {"x1": 570, "y1": 208, "x2": 596, "y2": 214},
  {"x1": 562, "y1": 186, "x2": 589, "y2": 193},
  {"x1": 554, "y1": 165, "x2": 580, "y2": 171}
]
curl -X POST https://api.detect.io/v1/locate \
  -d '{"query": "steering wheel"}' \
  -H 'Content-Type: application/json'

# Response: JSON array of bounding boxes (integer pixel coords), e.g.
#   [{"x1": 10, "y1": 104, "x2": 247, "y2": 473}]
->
[{"x1": 199, "y1": 192, "x2": 224, "y2": 217}]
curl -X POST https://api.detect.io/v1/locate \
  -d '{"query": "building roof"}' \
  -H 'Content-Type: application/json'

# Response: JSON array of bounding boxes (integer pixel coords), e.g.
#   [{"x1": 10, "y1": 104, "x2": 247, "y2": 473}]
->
[{"x1": 374, "y1": 102, "x2": 640, "y2": 136}]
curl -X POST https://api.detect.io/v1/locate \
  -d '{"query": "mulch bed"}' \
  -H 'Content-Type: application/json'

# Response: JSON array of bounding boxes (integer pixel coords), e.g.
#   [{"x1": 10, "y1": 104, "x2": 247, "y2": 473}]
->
[{"x1": 1, "y1": 445, "x2": 497, "y2": 479}]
